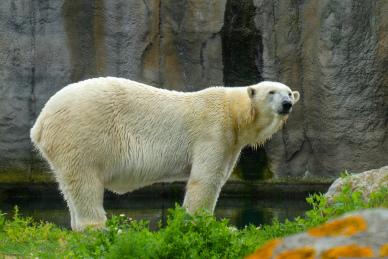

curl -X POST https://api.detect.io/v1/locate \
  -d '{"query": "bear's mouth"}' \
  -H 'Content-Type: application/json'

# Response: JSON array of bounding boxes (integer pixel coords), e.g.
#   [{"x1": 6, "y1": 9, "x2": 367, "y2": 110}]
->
[{"x1": 277, "y1": 109, "x2": 291, "y2": 116}]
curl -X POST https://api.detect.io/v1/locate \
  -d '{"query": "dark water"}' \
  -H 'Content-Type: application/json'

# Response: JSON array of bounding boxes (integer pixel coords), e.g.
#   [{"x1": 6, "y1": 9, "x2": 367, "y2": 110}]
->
[{"x1": 0, "y1": 193, "x2": 310, "y2": 229}]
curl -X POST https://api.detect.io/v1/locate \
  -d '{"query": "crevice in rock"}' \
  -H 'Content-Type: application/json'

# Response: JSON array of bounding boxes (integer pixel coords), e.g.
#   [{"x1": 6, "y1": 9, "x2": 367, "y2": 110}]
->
[
  {"x1": 199, "y1": 40, "x2": 207, "y2": 80},
  {"x1": 222, "y1": 0, "x2": 262, "y2": 86},
  {"x1": 286, "y1": 140, "x2": 305, "y2": 163},
  {"x1": 237, "y1": 148, "x2": 273, "y2": 181},
  {"x1": 221, "y1": 0, "x2": 268, "y2": 180},
  {"x1": 141, "y1": 0, "x2": 151, "y2": 13}
]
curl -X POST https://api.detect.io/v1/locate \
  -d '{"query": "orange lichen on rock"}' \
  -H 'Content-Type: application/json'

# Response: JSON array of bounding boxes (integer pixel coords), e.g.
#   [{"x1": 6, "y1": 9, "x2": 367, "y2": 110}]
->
[
  {"x1": 245, "y1": 239, "x2": 282, "y2": 259},
  {"x1": 275, "y1": 247, "x2": 315, "y2": 259},
  {"x1": 308, "y1": 216, "x2": 367, "y2": 237},
  {"x1": 380, "y1": 244, "x2": 388, "y2": 256},
  {"x1": 321, "y1": 244, "x2": 374, "y2": 259}
]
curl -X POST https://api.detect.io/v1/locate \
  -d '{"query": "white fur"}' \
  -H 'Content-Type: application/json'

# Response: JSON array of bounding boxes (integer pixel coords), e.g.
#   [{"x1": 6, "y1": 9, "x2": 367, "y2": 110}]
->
[{"x1": 30, "y1": 77, "x2": 299, "y2": 230}]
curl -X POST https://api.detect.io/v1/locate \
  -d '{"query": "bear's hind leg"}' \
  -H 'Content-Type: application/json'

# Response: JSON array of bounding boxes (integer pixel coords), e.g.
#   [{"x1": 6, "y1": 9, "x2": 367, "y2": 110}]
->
[
  {"x1": 61, "y1": 190, "x2": 77, "y2": 230},
  {"x1": 58, "y1": 171, "x2": 106, "y2": 231}
]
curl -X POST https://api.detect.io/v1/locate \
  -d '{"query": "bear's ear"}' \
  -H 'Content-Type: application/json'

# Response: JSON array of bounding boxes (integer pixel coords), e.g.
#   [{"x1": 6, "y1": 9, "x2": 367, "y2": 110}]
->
[
  {"x1": 292, "y1": 91, "x2": 300, "y2": 103},
  {"x1": 247, "y1": 87, "x2": 255, "y2": 99}
]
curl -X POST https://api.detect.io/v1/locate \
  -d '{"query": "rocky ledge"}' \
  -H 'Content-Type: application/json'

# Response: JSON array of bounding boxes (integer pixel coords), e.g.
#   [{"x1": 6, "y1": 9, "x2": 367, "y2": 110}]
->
[
  {"x1": 247, "y1": 208, "x2": 388, "y2": 259},
  {"x1": 325, "y1": 166, "x2": 388, "y2": 202}
]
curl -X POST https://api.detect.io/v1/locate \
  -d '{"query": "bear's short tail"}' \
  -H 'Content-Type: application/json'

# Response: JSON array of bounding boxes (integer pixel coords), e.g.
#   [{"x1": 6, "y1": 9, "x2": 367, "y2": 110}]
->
[{"x1": 30, "y1": 114, "x2": 44, "y2": 145}]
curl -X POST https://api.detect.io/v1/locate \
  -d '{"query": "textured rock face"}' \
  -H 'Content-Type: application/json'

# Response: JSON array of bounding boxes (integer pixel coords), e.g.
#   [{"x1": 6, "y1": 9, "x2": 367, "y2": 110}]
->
[
  {"x1": 0, "y1": 0, "x2": 226, "y2": 180},
  {"x1": 0, "y1": 0, "x2": 387, "y2": 181},
  {"x1": 0, "y1": 1, "x2": 36, "y2": 177},
  {"x1": 325, "y1": 166, "x2": 388, "y2": 202},
  {"x1": 255, "y1": 0, "x2": 388, "y2": 177},
  {"x1": 247, "y1": 209, "x2": 388, "y2": 259}
]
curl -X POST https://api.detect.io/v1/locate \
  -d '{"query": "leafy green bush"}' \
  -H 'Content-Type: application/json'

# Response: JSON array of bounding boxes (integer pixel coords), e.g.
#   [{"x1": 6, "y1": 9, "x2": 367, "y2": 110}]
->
[
  {"x1": 0, "y1": 183, "x2": 387, "y2": 258},
  {"x1": 369, "y1": 186, "x2": 388, "y2": 208},
  {"x1": 306, "y1": 183, "x2": 388, "y2": 223}
]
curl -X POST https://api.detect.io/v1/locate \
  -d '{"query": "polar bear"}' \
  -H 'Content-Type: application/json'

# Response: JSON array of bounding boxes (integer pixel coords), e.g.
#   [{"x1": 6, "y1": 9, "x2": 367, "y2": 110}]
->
[{"x1": 30, "y1": 77, "x2": 299, "y2": 230}]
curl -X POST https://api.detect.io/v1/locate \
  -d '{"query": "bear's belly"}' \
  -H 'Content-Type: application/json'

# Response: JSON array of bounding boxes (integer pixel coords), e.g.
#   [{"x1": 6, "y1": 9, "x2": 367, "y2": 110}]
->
[
  {"x1": 104, "y1": 152, "x2": 191, "y2": 194},
  {"x1": 97, "y1": 115, "x2": 192, "y2": 194},
  {"x1": 105, "y1": 173, "x2": 190, "y2": 194}
]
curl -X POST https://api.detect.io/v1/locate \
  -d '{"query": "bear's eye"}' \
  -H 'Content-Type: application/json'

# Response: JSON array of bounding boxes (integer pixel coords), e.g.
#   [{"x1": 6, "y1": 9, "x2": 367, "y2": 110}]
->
[
  {"x1": 269, "y1": 91, "x2": 275, "y2": 95},
  {"x1": 288, "y1": 92, "x2": 292, "y2": 97}
]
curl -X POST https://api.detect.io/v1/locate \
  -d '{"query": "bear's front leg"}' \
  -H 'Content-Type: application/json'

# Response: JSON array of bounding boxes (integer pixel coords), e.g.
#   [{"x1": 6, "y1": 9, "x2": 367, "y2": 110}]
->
[
  {"x1": 183, "y1": 175, "x2": 225, "y2": 214},
  {"x1": 183, "y1": 145, "x2": 230, "y2": 214}
]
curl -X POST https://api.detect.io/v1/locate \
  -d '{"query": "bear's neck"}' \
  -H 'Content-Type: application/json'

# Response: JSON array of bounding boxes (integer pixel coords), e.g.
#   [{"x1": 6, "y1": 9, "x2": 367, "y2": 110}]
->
[
  {"x1": 226, "y1": 88, "x2": 285, "y2": 147},
  {"x1": 226, "y1": 88, "x2": 257, "y2": 146}
]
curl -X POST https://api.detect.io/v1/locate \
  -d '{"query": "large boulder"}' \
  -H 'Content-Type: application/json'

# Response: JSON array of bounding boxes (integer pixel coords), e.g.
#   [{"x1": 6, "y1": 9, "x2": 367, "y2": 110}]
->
[
  {"x1": 247, "y1": 209, "x2": 388, "y2": 259},
  {"x1": 325, "y1": 166, "x2": 388, "y2": 202}
]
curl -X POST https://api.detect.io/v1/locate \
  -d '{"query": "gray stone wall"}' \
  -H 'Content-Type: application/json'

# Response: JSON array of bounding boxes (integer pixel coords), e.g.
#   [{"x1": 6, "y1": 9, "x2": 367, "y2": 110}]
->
[
  {"x1": 0, "y1": 0, "x2": 386, "y2": 182},
  {"x1": 255, "y1": 0, "x2": 388, "y2": 178}
]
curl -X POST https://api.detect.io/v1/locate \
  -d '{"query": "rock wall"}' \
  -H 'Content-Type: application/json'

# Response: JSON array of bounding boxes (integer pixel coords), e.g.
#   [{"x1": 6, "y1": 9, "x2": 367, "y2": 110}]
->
[
  {"x1": 0, "y1": 0, "x2": 386, "y2": 182},
  {"x1": 255, "y1": 0, "x2": 388, "y2": 178}
]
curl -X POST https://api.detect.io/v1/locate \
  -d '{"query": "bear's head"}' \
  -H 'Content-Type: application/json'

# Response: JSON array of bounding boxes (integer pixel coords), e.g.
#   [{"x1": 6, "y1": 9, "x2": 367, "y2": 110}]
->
[{"x1": 247, "y1": 81, "x2": 300, "y2": 117}]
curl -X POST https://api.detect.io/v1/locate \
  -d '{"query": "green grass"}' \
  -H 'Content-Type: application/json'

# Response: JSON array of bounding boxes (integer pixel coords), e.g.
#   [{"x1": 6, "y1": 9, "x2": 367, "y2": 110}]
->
[{"x1": 0, "y1": 184, "x2": 387, "y2": 258}]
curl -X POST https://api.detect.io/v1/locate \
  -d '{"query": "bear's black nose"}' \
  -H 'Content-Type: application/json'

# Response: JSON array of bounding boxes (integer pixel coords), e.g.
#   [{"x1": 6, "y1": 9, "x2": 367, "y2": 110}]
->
[{"x1": 282, "y1": 100, "x2": 292, "y2": 113}]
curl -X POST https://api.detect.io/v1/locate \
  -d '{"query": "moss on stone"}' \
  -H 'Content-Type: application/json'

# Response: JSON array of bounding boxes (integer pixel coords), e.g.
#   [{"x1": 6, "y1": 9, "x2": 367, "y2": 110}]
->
[
  {"x1": 321, "y1": 245, "x2": 374, "y2": 259},
  {"x1": 276, "y1": 247, "x2": 316, "y2": 259},
  {"x1": 246, "y1": 239, "x2": 282, "y2": 259},
  {"x1": 380, "y1": 244, "x2": 388, "y2": 257},
  {"x1": 308, "y1": 216, "x2": 367, "y2": 237},
  {"x1": 0, "y1": 169, "x2": 30, "y2": 183},
  {"x1": 30, "y1": 171, "x2": 55, "y2": 183},
  {"x1": 0, "y1": 169, "x2": 54, "y2": 183}
]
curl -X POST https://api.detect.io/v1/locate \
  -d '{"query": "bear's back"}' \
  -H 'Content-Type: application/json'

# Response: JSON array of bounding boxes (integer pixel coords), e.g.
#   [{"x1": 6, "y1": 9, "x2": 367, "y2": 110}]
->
[{"x1": 33, "y1": 77, "x2": 197, "y2": 176}]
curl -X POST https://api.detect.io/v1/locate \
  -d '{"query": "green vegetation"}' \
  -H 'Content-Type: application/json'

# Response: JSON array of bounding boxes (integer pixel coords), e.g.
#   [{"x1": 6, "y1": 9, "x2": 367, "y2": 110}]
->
[{"x1": 0, "y1": 184, "x2": 387, "y2": 258}]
